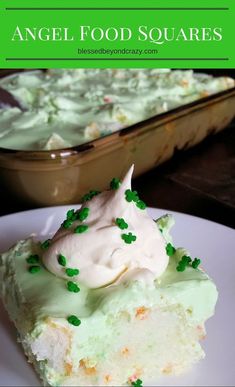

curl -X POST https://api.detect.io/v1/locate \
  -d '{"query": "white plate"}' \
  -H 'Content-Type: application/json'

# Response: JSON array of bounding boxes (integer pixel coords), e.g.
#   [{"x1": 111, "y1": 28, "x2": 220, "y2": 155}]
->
[{"x1": 0, "y1": 206, "x2": 234, "y2": 386}]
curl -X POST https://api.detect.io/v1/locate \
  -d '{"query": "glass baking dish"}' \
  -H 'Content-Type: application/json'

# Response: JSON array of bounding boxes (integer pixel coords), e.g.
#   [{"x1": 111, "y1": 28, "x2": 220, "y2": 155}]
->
[{"x1": 0, "y1": 77, "x2": 234, "y2": 206}]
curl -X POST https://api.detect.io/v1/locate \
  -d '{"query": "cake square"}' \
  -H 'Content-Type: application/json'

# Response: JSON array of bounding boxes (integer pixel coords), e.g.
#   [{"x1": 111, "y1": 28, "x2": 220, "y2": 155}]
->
[{"x1": 0, "y1": 166, "x2": 218, "y2": 386}]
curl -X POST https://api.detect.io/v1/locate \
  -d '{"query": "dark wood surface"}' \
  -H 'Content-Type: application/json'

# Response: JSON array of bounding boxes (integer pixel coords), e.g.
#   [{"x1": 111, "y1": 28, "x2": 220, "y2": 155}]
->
[
  {"x1": 0, "y1": 119, "x2": 234, "y2": 229},
  {"x1": 133, "y1": 119, "x2": 235, "y2": 229}
]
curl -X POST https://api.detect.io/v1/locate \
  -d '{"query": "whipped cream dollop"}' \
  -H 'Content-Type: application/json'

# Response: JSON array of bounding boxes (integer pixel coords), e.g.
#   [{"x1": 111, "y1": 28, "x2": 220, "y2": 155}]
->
[{"x1": 42, "y1": 165, "x2": 169, "y2": 288}]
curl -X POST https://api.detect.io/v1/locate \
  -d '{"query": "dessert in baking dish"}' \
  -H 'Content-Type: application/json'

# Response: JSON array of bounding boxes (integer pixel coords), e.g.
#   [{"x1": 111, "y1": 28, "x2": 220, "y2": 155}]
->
[
  {"x1": 0, "y1": 166, "x2": 218, "y2": 386},
  {"x1": 0, "y1": 68, "x2": 233, "y2": 150}
]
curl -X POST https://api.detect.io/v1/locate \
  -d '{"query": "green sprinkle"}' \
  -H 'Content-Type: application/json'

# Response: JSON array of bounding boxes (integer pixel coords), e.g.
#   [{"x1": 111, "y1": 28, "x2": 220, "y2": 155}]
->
[
  {"x1": 67, "y1": 281, "x2": 80, "y2": 293},
  {"x1": 125, "y1": 189, "x2": 139, "y2": 203},
  {"x1": 67, "y1": 315, "x2": 81, "y2": 327},
  {"x1": 81, "y1": 190, "x2": 100, "y2": 203},
  {"x1": 121, "y1": 232, "x2": 137, "y2": 244},
  {"x1": 181, "y1": 255, "x2": 192, "y2": 264},
  {"x1": 115, "y1": 217, "x2": 128, "y2": 230},
  {"x1": 62, "y1": 219, "x2": 73, "y2": 229},
  {"x1": 58, "y1": 254, "x2": 67, "y2": 267},
  {"x1": 66, "y1": 268, "x2": 80, "y2": 277},
  {"x1": 131, "y1": 379, "x2": 143, "y2": 387},
  {"x1": 110, "y1": 177, "x2": 121, "y2": 190},
  {"x1": 192, "y1": 258, "x2": 201, "y2": 269},
  {"x1": 67, "y1": 209, "x2": 74, "y2": 220},
  {"x1": 77, "y1": 207, "x2": 90, "y2": 222},
  {"x1": 177, "y1": 256, "x2": 200, "y2": 272},
  {"x1": 66, "y1": 209, "x2": 77, "y2": 221},
  {"x1": 28, "y1": 265, "x2": 41, "y2": 274},
  {"x1": 41, "y1": 239, "x2": 51, "y2": 250},
  {"x1": 74, "y1": 224, "x2": 89, "y2": 234},
  {"x1": 176, "y1": 262, "x2": 186, "y2": 272},
  {"x1": 136, "y1": 200, "x2": 146, "y2": 210},
  {"x1": 166, "y1": 243, "x2": 176, "y2": 256},
  {"x1": 176, "y1": 255, "x2": 192, "y2": 272},
  {"x1": 26, "y1": 254, "x2": 39, "y2": 264}
]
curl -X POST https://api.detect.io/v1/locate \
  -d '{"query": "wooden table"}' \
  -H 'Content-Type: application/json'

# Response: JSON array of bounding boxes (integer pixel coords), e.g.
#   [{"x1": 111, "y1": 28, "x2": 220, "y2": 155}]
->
[{"x1": 133, "y1": 119, "x2": 235, "y2": 229}]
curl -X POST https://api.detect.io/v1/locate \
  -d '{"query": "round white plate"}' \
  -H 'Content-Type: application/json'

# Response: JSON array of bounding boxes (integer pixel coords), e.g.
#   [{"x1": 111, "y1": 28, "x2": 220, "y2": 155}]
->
[{"x1": 0, "y1": 206, "x2": 234, "y2": 386}]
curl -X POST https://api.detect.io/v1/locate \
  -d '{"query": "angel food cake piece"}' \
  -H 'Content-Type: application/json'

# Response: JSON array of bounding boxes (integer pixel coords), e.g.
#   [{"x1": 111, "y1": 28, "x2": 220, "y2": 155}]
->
[
  {"x1": 0, "y1": 166, "x2": 218, "y2": 386},
  {"x1": 0, "y1": 68, "x2": 234, "y2": 150}
]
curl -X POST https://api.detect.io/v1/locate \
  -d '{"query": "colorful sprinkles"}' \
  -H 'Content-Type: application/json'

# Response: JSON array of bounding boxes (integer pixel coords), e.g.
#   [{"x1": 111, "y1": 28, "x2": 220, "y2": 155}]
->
[
  {"x1": 192, "y1": 258, "x2": 201, "y2": 269},
  {"x1": 74, "y1": 225, "x2": 89, "y2": 234},
  {"x1": 115, "y1": 218, "x2": 128, "y2": 230},
  {"x1": 67, "y1": 281, "x2": 80, "y2": 293},
  {"x1": 77, "y1": 207, "x2": 90, "y2": 222},
  {"x1": 66, "y1": 209, "x2": 77, "y2": 221},
  {"x1": 176, "y1": 255, "x2": 192, "y2": 272},
  {"x1": 41, "y1": 239, "x2": 51, "y2": 250},
  {"x1": 81, "y1": 190, "x2": 100, "y2": 203},
  {"x1": 28, "y1": 265, "x2": 41, "y2": 274},
  {"x1": 26, "y1": 254, "x2": 40, "y2": 264},
  {"x1": 66, "y1": 268, "x2": 80, "y2": 277},
  {"x1": 125, "y1": 189, "x2": 139, "y2": 203},
  {"x1": 62, "y1": 219, "x2": 73, "y2": 229},
  {"x1": 61, "y1": 206, "x2": 90, "y2": 231},
  {"x1": 136, "y1": 200, "x2": 146, "y2": 210},
  {"x1": 131, "y1": 379, "x2": 143, "y2": 387},
  {"x1": 176, "y1": 255, "x2": 201, "y2": 272},
  {"x1": 166, "y1": 243, "x2": 176, "y2": 256},
  {"x1": 62, "y1": 209, "x2": 77, "y2": 228},
  {"x1": 125, "y1": 189, "x2": 146, "y2": 211},
  {"x1": 58, "y1": 254, "x2": 67, "y2": 267},
  {"x1": 67, "y1": 315, "x2": 81, "y2": 327},
  {"x1": 26, "y1": 253, "x2": 42, "y2": 274},
  {"x1": 110, "y1": 177, "x2": 121, "y2": 190},
  {"x1": 121, "y1": 232, "x2": 137, "y2": 244}
]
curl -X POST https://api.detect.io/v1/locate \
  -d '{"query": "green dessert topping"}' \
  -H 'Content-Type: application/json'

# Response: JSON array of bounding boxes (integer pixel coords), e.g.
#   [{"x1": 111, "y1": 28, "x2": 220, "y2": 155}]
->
[
  {"x1": 58, "y1": 254, "x2": 67, "y2": 267},
  {"x1": 115, "y1": 217, "x2": 128, "y2": 230},
  {"x1": 125, "y1": 189, "x2": 146, "y2": 211},
  {"x1": 176, "y1": 255, "x2": 201, "y2": 272},
  {"x1": 26, "y1": 254, "x2": 39, "y2": 264},
  {"x1": 122, "y1": 232, "x2": 137, "y2": 244},
  {"x1": 131, "y1": 379, "x2": 143, "y2": 387},
  {"x1": 136, "y1": 200, "x2": 146, "y2": 210},
  {"x1": 66, "y1": 209, "x2": 77, "y2": 221},
  {"x1": 81, "y1": 190, "x2": 100, "y2": 203},
  {"x1": 62, "y1": 219, "x2": 73, "y2": 229},
  {"x1": 41, "y1": 239, "x2": 51, "y2": 250},
  {"x1": 166, "y1": 243, "x2": 176, "y2": 256},
  {"x1": 28, "y1": 265, "x2": 41, "y2": 274},
  {"x1": 66, "y1": 268, "x2": 80, "y2": 277},
  {"x1": 67, "y1": 315, "x2": 81, "y2": 327},
  {"x1": 67, "y1": 281, "x2": 80, "y2": 293},
  {"x1": 125, "y1": 189, "x2": 139, "y2": 203},
  {"x1": 61, "y1": 209, "x2": 78, "y2": 228},
  {"x1": 192, "y1": 258, "x2": 201, "y2": 269},
  {"x1": 176, "y1": 255, "x2": 192, "y2": 272},
  {"x1": 77, "y1": 207, "x2": 90, "y2": 222},
  {"x1": 110, "y1": 177, "x2": 121, "y2": 190},
  {"x1": 74, "y1": 224, "x2": 89, "y2": 234}
]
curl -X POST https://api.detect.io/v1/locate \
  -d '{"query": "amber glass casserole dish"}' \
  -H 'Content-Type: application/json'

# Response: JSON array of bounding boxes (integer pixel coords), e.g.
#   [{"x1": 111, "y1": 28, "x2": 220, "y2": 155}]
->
[{"x1": 0, "y1": 84, "x2": 234, "y2": 206}]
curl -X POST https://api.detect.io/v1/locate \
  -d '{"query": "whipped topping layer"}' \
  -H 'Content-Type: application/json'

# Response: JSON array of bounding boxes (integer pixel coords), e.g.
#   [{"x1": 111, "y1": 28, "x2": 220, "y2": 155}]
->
[
  {"x1": 42, "y1": 165, "x2": 169, "y2": 288},
  {"x1": 0, "y1": 69, "x2": 234, "y2": 150}
]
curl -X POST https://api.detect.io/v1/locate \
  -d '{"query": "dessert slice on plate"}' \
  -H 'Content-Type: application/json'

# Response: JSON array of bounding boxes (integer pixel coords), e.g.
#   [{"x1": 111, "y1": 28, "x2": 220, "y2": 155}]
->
[{"x1": 0, "y1": 165, "x2": 218, "y2": 386}]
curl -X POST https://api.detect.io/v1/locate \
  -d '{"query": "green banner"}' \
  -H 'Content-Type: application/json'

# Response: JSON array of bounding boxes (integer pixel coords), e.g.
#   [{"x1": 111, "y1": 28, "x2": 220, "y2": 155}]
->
[{"x1": 0, "y1": 0, "x2": 234, "y2": 68}]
